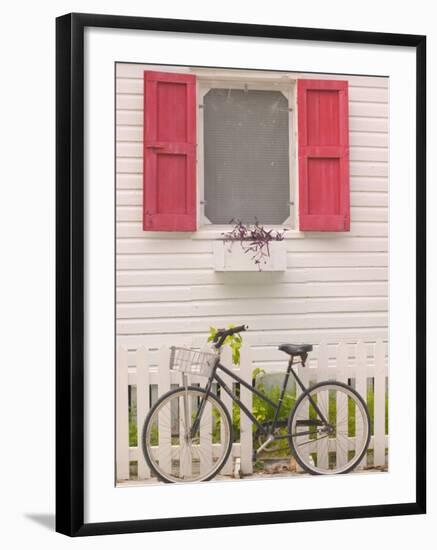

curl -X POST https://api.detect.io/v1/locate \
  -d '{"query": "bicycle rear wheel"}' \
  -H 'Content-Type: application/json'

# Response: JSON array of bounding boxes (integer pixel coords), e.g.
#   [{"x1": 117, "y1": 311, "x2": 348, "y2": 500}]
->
[
  {"x1": 288, "y1": 381, "x2": 370, "y2": 474},
  {"x1": 142, "y1": 386, "x2": 233, "y2": 483}
]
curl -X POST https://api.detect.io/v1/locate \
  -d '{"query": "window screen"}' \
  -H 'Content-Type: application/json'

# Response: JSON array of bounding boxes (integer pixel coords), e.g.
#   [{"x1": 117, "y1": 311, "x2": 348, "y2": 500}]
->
[{"x1": 204, "y1": 88, "x2": 290, "y2": 225}]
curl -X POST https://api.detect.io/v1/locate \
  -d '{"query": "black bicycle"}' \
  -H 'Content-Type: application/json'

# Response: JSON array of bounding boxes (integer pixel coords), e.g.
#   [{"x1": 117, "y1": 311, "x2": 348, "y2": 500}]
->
[{"x1": 142, "y1": 325, "x2": 371, "y2": 483}]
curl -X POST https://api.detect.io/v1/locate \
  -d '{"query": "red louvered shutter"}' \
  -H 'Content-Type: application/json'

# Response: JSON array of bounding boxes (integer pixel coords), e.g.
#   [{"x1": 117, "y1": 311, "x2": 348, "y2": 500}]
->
[
  {"x1": 143, "y1": 71, "x2": 196, "y2": 231},
  {"x1": 297, "y1": 80, "x2": 350, "y2": 231}
]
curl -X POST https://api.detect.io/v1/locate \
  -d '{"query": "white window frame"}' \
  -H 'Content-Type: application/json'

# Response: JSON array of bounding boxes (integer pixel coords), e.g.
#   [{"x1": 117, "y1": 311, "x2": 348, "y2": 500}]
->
[{"x1": 196, "y1": 72, "x2": 299, "y2": 234}]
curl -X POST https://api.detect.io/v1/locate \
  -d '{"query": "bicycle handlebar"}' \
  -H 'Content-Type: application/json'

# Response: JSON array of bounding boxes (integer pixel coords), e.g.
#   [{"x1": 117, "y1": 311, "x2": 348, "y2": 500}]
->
[{"x1": 213, "y1": 325, "x2": 248, "y2": 348}]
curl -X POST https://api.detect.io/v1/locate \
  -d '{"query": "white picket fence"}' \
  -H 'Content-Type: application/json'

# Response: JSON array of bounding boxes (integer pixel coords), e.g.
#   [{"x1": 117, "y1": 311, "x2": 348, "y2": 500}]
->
[{"x1": 116, "y1": 340, "x2": 388, "y2": 482}]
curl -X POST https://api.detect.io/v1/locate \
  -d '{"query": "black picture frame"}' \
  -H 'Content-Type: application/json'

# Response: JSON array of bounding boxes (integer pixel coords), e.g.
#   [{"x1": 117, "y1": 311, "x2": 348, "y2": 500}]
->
[{"x1": 56, "y1": 12, "x2": 426, "y2": 537}]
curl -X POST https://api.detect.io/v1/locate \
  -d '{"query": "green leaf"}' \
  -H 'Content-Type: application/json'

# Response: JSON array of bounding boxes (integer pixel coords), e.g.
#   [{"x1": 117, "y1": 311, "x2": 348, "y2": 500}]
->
[{"x1": 205, "y1": 324, "x2": 243, "y2": 366}]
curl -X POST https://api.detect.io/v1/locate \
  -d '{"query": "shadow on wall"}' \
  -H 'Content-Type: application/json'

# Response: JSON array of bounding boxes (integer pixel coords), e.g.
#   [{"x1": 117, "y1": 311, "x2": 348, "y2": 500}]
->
[{"x1": 24, "y1": 513, "x2": 55, "y2": 531}]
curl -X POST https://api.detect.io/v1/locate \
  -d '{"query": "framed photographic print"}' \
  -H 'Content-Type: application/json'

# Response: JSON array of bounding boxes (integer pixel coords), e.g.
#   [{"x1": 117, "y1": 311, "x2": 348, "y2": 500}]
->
[{"x1": 56, "y1": 13, "x2": 426, "y2": 536}]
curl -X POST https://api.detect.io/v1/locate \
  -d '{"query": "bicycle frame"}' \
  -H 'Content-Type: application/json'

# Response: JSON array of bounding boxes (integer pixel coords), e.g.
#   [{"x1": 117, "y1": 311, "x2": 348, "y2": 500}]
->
[{"x1": 190, "y1": 355, "x2": 330, "y2": 444}]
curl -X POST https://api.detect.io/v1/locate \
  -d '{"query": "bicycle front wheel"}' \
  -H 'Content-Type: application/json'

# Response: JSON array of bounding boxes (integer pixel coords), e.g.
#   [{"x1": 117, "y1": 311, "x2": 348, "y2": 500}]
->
[
  {"x1": 288, "y1": 381, "x2": 370, "y2": 475},
  {"x1": 142, "y1": 386, "x2": 233, "y2": 483}
]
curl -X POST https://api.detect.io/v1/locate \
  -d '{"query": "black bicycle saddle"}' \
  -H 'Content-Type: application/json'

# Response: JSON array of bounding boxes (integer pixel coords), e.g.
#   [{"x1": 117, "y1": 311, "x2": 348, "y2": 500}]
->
[{"x1": 278, "y1": 344, "x2": 313, "y2": 356}]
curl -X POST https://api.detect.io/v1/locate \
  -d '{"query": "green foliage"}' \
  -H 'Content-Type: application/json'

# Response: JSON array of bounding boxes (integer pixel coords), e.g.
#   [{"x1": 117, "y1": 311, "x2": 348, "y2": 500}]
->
[
  {"x1": 367, "y1": 387, "x2": 374, "y2": 435},
  {"x1": 385, "y1": 390, "x2": 389, "y2": 435},
  {"x1": 252, "y1": 373, "x2": 296, "y2": 456},
  {"x1": 252, "y1": 385, "x2": 296, "y2": 426},
  {"x1": 252, "y1": 367, "x2": 264, "y2": 379},
  {"x1": 252, "y1": 370, "x2": 295, "y2": 425},
  {"x1": 365, "y1": 386, "x2": 388, "y2": 435},
  {"x1": 129, "y1": 399, "x2": 138, "y2": 447},
  {"x1": 207, "y1": 324, "x2": 243, "y2": 366},
  {"x1": 129, "y1": 419, "x2": 137, "y2": 447}
]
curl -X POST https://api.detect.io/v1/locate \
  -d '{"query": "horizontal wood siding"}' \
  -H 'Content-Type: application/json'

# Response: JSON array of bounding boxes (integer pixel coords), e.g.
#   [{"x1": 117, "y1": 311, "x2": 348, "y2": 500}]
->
[{"x1": 115, "y1": 64, "x2": 388, "y2": 356}]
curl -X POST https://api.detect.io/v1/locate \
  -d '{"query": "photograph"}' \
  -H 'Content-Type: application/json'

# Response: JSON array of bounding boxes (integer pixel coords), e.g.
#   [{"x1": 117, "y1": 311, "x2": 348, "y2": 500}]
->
[
  {"x1": 114, "y1": 62, "x2": 389, "y2": 486},
  {"x1": 55, "y1": 11, "x2": 425, "y2": 536},
  {"x1": 0, "y1": 0, "x2": 431, "y2": 545}
]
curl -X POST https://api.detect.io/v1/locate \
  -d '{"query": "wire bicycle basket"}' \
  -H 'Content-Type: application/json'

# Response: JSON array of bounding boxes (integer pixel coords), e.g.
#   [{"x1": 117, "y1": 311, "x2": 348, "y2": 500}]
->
[{"x1": 169, "y1": 346, "x2": 219, "y2": 377}]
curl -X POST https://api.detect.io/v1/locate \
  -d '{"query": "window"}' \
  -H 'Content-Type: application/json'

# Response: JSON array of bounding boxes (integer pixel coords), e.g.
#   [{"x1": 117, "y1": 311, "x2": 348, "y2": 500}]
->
[
  {"x1": 202, "y1": 86, "x2": 291, "y2": 225},
  {"x1": 142, "y1": 70, "x2": 349, "y2": 233}
]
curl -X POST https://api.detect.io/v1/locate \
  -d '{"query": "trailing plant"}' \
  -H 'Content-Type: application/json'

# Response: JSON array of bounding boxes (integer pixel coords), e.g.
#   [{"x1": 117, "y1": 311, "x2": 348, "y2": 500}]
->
[
  {"x1": 207, "y1": 324, "x2": 243, "y2": 366},
  {"x1": 251, "y1": 370, "x2": 296, "y2": 456},
  {"x1": 221, "y1": 219, "x2": 287, "y2": 271}
]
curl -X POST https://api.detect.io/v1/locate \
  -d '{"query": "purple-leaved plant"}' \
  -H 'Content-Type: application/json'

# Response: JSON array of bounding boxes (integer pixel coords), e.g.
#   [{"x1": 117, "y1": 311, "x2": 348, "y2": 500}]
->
[{"x1": 221, "y1": 219, "x2": 287, "y2": 271}]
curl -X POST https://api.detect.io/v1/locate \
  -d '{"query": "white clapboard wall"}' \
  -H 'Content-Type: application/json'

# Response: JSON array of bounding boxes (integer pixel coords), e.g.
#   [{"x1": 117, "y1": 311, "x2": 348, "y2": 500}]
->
[
  {"x1": 115, "y1": 63, "x2": 388, "y2": 363},
  {"x1": 115, "y1": 64, "x2": 389, "y2": 483}
]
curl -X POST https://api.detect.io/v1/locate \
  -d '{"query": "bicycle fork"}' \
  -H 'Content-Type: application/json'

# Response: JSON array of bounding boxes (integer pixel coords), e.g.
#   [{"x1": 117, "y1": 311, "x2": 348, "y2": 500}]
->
[{"x1": 189, "y1": 372, "x2": 215, "y2": 437}]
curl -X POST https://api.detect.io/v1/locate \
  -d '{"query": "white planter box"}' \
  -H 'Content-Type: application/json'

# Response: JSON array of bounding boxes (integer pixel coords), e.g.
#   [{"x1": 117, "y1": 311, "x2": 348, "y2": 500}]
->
[{"x1": 213, "y1": 240, "x2": 286, "y2": 272}]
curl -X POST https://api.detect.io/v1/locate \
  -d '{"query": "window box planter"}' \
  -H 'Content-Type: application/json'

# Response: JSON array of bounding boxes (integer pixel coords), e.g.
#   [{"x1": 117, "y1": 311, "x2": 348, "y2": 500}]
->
[{"x1": 213, "y1": 240, "x2": 286, "y2": 272}]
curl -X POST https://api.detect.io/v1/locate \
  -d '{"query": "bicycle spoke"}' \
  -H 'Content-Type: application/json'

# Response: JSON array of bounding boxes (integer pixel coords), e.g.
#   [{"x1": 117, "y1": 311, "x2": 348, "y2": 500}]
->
[
  {"x1": 290, "y1": 383, "x2": 370, "y2": 474},
  {"x1": 143, "y1": 388, "x2": 231, "y2": 482},
  {"x1": 296, "y1": 434, "x2": 330, "y2": 447}
]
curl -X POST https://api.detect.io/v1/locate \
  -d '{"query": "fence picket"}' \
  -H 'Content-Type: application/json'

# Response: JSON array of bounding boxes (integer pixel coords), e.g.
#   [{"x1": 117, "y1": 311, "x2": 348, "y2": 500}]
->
[
  {"x1": 355, "y1": 341, "x2": 368, "y2": 468},
  {"x1": 373, "y1": 339, "x2": 386, "y2": 466},
  {"x1": 295, "y1": 356, "x2": 309, "y2": 473},
  {"x1": 179, "y1": 389, "x2": 193, "y2": 479},
  {"x1": 116, "y1": 347, "x2": 130, "y2": 480},
  {"x1": 316, "y1": 342, "x2": 329, "y2": 471},
  {"x1": 219, "y1": 346, "x2": 234, "y2": 476},
  {"x1": 335, "y1": 342, "x2": 349, "y2": 469},
  {"x1": 316, "y1": 341, "x2": 329, "y2": 382},
  {"x1": 336, "y1": 341, "x2": 349, "y2": 384},
  {"x1": 136, "y1": 347, "x2": 150, "y2": 479},
  {"x1": 157, "y1": 347, "x2": 172, "y2": 475},
  {"x1": 199, "y1": 400, "x2": 212, "y2": 476},
  {"x1": 117, "y1": 339, "x2": 388, "y2": 483},
  {"x1": 240, "y1": 346, "x2": 253, "y2": 475}
]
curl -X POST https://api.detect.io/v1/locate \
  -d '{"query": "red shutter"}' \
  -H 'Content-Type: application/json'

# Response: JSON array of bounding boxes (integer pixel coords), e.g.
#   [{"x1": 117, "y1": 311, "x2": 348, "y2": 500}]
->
[
  {"x1": 297, "y1": 80, "x2": 350, "y2": 231},
  {"x1": 143, "y1": 71, "x2": 196, "y2": 231}
]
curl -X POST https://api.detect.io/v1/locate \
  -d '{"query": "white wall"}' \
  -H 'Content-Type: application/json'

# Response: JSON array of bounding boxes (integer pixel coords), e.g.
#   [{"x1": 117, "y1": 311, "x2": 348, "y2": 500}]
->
[
  {"x1": 1, "y1": 1, "x2": 434, "y2": 549},
  {"x1": 116, "y1": 65, "x2": 389, "y2": 365}
]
